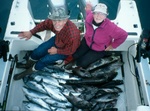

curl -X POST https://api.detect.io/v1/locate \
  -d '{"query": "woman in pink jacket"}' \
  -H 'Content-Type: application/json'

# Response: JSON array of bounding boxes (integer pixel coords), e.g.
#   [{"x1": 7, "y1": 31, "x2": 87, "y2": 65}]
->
[{"x1": 72, "y1": 2, "x2": 128, "y2": 69}]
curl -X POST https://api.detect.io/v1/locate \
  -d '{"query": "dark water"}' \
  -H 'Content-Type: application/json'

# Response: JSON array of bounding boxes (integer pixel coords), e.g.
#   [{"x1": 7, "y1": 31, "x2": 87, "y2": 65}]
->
[
  {"x1": 136, "y1": 0, "x2": 150, "y2": 29},
  {"x1": 0, "y1": 0, "x2": 150, "y2": 40},
  {"x1": 0, "y1": 0, "x2": 13, "y2": 40}
]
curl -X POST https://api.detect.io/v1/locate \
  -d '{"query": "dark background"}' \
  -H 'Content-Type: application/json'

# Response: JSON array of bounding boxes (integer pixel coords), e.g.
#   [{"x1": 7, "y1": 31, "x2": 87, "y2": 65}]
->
[{"x1": 0, "y1": 0, "x2": 150, "y2": 39}]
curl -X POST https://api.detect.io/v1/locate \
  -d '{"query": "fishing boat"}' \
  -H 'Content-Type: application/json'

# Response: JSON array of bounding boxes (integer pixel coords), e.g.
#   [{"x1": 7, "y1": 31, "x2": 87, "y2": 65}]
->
[{"x1": 0, "y1": 0, "x2": 150, "y2": 110}]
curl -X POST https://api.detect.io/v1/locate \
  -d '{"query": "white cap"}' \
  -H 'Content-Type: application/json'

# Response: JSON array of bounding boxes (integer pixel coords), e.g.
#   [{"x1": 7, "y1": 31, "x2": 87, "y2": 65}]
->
[{"x1": 93, "y1": 3, "x2": 108, "y2": 15}]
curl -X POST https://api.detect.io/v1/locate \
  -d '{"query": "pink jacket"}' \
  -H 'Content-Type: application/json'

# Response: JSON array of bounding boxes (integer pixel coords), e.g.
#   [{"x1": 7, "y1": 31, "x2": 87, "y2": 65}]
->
[{"x1": 85, "y1": 11, "x2": 128, "y2": 51}]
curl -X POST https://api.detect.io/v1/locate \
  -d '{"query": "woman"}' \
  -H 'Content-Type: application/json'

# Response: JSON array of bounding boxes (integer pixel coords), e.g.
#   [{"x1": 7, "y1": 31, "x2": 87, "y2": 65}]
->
[{"x1": 70, "y1": 3, "x2": 128, "y2": 69}]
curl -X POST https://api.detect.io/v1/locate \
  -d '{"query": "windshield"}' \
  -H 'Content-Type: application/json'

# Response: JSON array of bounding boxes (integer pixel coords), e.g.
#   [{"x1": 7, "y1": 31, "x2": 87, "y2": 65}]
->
[{"x1": 30, "y1": 0, "x2": 119, "y2": 20}]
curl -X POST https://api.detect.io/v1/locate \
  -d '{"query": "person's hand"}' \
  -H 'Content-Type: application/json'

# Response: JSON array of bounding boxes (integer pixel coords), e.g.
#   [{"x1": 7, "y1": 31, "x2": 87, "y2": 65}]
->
[
  {"x1": 18, "y1": 31, "x2": 32, "y2": 40},
  {"x1": 85, "y1": 2, "x2": 92, "y2": 11},
  {"x1": 105, "y1": 45, "x2": 113, "y2": 51},
  {"x1": 48, "y1": 47, "x2": 57, "y2": 55}
]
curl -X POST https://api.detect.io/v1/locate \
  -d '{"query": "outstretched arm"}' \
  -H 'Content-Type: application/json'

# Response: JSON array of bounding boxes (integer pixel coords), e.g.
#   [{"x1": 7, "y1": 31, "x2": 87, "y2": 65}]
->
[
  {"x1": 18, "y1": 31, "x2": 32, "y2": 40},
  {"x1": 85, "y1": 2, "x2": 92, "y2": 11}
]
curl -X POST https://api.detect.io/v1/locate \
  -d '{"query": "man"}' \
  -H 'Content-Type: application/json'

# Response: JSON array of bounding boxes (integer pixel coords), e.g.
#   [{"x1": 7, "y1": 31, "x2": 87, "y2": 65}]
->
[{"x1": 13, "y1": 7, "x2": 81, "y2": 80}]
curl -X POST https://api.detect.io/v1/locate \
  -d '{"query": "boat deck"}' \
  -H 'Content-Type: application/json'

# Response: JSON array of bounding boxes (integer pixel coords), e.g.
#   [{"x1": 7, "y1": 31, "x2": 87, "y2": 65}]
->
[
  {"x1": 1, "y1": 58, "x2": 128, "y2": 110},
  {"x1": 1, "y1": 0, "x2": 150, "y2": 110},
  {"x1": 5, "y1": 53, "x2": 126, "y2": 111}
]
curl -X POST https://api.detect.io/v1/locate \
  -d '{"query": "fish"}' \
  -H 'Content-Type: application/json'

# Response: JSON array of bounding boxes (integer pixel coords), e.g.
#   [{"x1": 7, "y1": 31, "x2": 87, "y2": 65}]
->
[
  {"x1": 86, "y1": 56, "x2": 120, "y2": 72},
  {"x1": 23, "y1": 80, "x2": 47, "y2": 94},
  {"x1": 96, "y1": 87, "x2": 123, "y2": 97},
  {"x1": 89, "y1": 102, "x2": 106, "y2": 111},
  {"x1": 59, "y1": 81, "x2": 87, "y2": 94},
  {"x1": 90, "y1": 60, "x2": 123, "y2": 75},
  {"x1": 102, "y1": 108, "x2": 118, "y2": 111},
  {"x1": 64, "y1": 92, "x2": 92, "y2": 109},
  {"x1": 95, "y1": 92, "x2": 119, "y2": 99},
  {"x1": 93, "y1": 98, "x2": 117, "y2": 102},
  {"x1": 91, "y1": 93, "x2": 119, "y2": 103},
  {"x1": 62, "y1": 87, "x2": 81, "y2": 97},
  {"x1": 100, "y1": 80, "x2": 124, "y2": 88},
  {"x1": 23, "y1": 101, "x2": 50, "y2": 111},
  {"x1": 90, "y1": 99, "x2": 117, "y2": 111},
  {"x1": 43, "y1": 97, "x2": 72, "y2": 108},
  {"x1": 21, "y1": 55, "x2": 124, "y2": 111},
  {"x1": 26, "y1": 73, "x2": 63, "y2": 89},
  {"x1": 25, "y1": 95, "x2": 51, "y2": 110},
  {"x1": 22, "y1": 86, "x2": 50, "y2": 99},
  {"x1": 42, "y1": 65, "x2": 65, "y2": 73},
  {"x1": 79, "y1": 86, "x2": 99, "y2": 101},
  {"x1": 50, "y1": 72, "x2": 80, "y2": 80},
  {"x1": 72, "y1": 66, "x2": 121, "y2": 79},
  {"x1": 65, "y1": 71, "x2": 118, "y2": 85},
  {"x1": 39, "y1": 67, "x2": 80, "y2": 80},
  {"x1": 71, "y1": 84, "x2": 87, "y2": 93},
  {"x1": 91, "y1": 71, "x2": 118, "y2": 79},
  {"x1": 72, "y1": 68, "x2": 92, "y2": 78},
  {"x1": 51, "y1": 107, "x2": 72, "y2": 111},
  {"x1": 41, "y1": 82, "x2": 68, "y2": 102},
  {"x1": 102, "y1": 100, "x2": 118, "y2": 110}
]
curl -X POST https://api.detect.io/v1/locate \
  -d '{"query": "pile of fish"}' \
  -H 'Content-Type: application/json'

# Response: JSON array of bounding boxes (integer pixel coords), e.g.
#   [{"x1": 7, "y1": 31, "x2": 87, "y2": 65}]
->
[{"x1": 22, "y1": 55, "x2": 124, "y2": 111}]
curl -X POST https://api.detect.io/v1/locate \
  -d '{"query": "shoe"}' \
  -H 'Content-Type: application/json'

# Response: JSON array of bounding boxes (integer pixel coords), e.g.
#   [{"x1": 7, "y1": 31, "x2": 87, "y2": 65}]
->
[
  {"x1": 13, "y1": 67, "x2": 34, "y2": 80},
  {"x1": 16, "y1": 62, "x2": 27, "y2": 69},
  {"x1": 16, "y1": 59, "x2": 35, "y2": 69},
  {"x1": 64, "y1": 61, "x2": 76, "y2": 70}
]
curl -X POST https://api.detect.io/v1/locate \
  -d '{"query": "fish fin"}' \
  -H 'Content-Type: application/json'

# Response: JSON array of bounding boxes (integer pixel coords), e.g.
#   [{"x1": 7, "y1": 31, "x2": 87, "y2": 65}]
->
[{"x1": 37, "y1": 78, "x2": 43, "y2": 84}]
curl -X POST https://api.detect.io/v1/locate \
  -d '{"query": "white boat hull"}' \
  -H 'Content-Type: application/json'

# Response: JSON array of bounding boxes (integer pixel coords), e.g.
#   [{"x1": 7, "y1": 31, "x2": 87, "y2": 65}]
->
[{"x1": 0, "y1": 0, "x2": 150, "y2": 111}]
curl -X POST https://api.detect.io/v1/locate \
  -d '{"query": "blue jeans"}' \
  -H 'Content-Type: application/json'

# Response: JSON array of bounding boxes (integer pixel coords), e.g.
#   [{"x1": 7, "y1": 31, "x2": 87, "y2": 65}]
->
[{"x1": 30, "y1": 36, "x2": 67, "y2": 70}]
